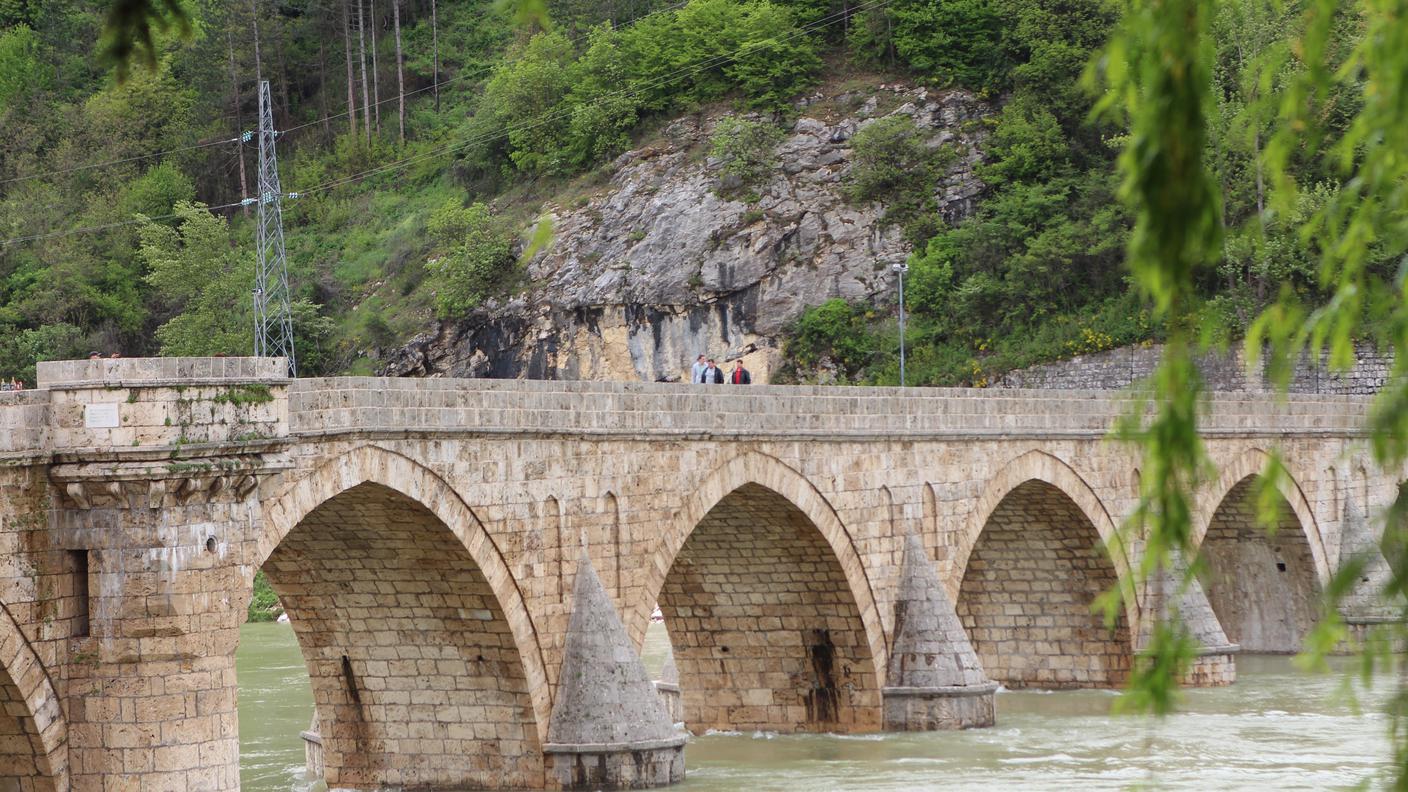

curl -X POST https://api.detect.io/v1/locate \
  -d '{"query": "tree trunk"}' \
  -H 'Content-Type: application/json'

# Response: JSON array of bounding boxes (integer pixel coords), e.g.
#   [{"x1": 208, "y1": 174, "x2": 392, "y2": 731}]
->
[
  {"x1": 393, "y1": 0, "x2": 405, "y2": 145},
  {"x1": 431, "y1": 0, "x2": 439, "y2": 112},
  {"x1": 274, "y1": 14, "x2": 292, "y2": 122},
  {"x1": 249, "y1": 0, "x2": 263, "y2": 85},
  {"x1": 342, "y1": 0, "x2": 358, "y2": 137},
  {"x1": 318, "y1": 35, "x2": 332, "y2": 142},
  {"x1": 357, "y1": 0, "x2": 371, "y2": 142},
  {"x1": 227, "y1": 26, "x2": 250, "y2": 215},
  {"x1": 370, "y1": 0, "x2": 381, "y2": 133}
]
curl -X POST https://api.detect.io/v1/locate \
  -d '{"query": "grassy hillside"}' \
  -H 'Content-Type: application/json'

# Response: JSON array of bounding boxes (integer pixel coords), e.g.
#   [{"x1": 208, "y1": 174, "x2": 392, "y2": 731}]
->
[{"x1": 0, "y1": 0, "x2": 1379, "y2": 386}]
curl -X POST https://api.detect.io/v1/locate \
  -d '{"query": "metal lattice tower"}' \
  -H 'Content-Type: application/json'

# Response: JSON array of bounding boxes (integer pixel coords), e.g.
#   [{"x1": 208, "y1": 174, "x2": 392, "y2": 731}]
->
[{"x1": 253, "y1": 79, "x2": 297, "y2": 376}]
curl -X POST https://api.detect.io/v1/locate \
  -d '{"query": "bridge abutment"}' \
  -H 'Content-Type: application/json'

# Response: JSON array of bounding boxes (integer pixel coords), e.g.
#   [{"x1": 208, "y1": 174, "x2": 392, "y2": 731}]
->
[{"x1": 38, "y1": 359, "x2": 287, "y2": 792}]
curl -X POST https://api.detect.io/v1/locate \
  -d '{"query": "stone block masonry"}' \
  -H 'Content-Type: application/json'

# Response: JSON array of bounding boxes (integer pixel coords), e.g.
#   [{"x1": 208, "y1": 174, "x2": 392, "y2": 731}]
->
[
  {"x1": 995, "y1": 341, "x2": 1394, "y2": 395},
  {"x1": 0, "y1": 357, "x2": 1394, "y2": 790}
]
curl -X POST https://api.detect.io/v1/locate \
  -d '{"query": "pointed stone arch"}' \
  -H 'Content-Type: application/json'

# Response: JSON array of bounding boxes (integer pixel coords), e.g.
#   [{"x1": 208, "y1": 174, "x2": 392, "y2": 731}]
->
[
  {"x1": 958, "y1": 450, "x2": 1136, "y2": 613},
  {"x1": 258, "y1": 444, "x2": 551, "y2": 750},
  {"x1": 1193, "y1": 448, "x2": 1330, "y2": 586},
  {"x1": 0, "y1": 604, "x2": 66, "y2": 792},
  {"x1": 956, "y1": 450, "x2": 1137, "y2": 689},
  {"x1": 636, "y1": 451, "x2": 887, "y2": 732},
  {"x1": 1194, "y1": 448, "x2": 1328, "y2": 652}
]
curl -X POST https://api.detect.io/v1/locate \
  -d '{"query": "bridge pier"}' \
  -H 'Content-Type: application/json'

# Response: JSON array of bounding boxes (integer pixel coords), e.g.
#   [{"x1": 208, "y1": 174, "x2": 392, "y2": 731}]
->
[
  {"x1": 544, "y1": 551, "x2": 684, "y2": 790},
  {"x1": 882, "y1": 534, "x2": 997, "y2": 730}
]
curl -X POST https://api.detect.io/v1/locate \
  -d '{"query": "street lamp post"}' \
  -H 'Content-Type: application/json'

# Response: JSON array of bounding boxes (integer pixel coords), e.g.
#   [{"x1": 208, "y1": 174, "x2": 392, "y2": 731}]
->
[{"x1": 892, "y1": 261, "x2": 909, "y2": 387}]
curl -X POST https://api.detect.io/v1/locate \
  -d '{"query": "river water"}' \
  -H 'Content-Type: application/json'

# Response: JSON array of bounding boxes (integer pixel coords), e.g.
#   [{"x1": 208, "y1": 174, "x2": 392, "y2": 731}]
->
[{"x1": 237, "y1": 622, "x2": 1392, "y2": 791}]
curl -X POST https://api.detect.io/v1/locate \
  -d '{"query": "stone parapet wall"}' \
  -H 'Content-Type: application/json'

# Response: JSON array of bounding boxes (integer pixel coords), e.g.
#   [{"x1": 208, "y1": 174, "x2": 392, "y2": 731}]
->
[
  {"x1": 0, "y1": 391, "x2": 49, "y2": 457},
  {"x1": 995, "y1": 342, "x2": 1394, "y2": 395},
  {"x1": 287, "y1": 377, "x2": 1372, "y2": 441}
]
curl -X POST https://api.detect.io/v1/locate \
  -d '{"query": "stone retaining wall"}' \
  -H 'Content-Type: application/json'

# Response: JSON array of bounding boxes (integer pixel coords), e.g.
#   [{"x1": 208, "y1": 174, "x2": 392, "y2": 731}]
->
[{"x1": 995, "y1": 342, "x2": 1393, "y2": 395}]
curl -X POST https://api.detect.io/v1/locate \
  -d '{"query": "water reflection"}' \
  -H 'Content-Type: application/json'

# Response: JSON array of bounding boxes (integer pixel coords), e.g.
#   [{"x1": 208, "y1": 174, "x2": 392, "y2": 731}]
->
[{"x1": 238, "y1": 622, "x2": 1390, "y2": 792}]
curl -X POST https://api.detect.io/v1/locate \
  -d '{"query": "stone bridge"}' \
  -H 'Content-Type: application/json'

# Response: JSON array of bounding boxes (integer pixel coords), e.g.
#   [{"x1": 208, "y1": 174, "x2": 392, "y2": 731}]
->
[{"x1": 0, "y1": 357, "x2": 1395, "y2": 791}]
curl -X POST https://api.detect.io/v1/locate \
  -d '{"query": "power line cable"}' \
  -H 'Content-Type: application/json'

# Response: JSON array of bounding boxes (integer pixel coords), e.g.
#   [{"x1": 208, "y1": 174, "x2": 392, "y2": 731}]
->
[
  {"x1": 277, "y1": 0, "x2": 697, "y2": 139},
  {"x1": 0, "y1": 201, "x2": 247, "y2": 248},
  {"x1": 0, "y1": 135, "x2": 245, "y2": 187}
]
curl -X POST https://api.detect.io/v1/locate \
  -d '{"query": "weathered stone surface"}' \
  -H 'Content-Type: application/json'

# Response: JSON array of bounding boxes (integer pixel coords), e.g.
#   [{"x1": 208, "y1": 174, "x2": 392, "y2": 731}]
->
[
  {"x1": 996, "y1": 340, "x2": 1395, "y2": 395},
  {"x1": 883, "y1": 533, "x2": 996, "y2": 730},
  {"x1": 545, "y1": 551, "x2": 683, "y2": 789},
  {"x1": 548, "y1": 550, "x2": 679, "y2": 747},
  {"x1": 0, "y1": 357, "x2": 1396, "y2": 791},
  {"x1": 383, "y1": 85, "x2": 990, "y2": 384}
]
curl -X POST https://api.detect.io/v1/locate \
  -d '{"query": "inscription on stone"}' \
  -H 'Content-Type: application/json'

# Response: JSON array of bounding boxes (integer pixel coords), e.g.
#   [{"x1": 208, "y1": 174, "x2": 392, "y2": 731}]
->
[{"x1": 84, "y1": 402, "x2": 119, "y2": 428}]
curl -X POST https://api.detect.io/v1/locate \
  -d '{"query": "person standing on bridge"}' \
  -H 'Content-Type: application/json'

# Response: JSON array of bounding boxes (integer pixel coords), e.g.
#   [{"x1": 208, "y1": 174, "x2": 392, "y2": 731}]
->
[
  {"x1": 730, "y1": 361, "x2": 752, "y2": 385},
  {"x1": 691, "y1": 354, "x2": 708, "y2": 384},
  {"x1": 701, "y1": 358, "x2": 724, "y2": 383}
]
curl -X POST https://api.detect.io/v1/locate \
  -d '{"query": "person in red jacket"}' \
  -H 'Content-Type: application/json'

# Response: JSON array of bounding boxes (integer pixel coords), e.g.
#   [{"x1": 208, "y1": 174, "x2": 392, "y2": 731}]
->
[{"x1": 730, "y1": 361, "x2": 752, "y2": 384}]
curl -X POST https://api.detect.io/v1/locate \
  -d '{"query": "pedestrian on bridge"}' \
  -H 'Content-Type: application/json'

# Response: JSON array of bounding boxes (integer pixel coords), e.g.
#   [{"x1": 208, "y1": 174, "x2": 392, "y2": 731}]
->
[
  {"x1": 691, "y1": 354, "x2": 708, "y2": 384},
  {"x1": 730, "y1": 361, "x2": 752, "y2": 385}
]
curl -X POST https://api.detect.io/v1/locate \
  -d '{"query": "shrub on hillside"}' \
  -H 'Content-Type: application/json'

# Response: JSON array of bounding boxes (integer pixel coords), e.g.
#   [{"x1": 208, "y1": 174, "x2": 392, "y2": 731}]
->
[
  {"x1": 425, "y1": 201, "x2": 515, "y2": 317},
  {"x1": 710, "y1": 117, "x2": 784, "y2": 191}
]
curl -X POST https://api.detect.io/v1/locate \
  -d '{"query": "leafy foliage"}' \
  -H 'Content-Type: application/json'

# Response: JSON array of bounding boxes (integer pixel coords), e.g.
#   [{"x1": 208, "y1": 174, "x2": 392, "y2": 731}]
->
[
  {"x1": 425, "y1": 201, "x2": 515, "y2": 316},
  {"x1": 709, "y1": 117, "x2": 783, "y2": 190}
]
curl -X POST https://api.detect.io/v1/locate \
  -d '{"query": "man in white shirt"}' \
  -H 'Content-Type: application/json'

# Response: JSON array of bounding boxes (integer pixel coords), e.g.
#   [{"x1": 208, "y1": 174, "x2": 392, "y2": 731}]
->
[{"x1": 691, "y1": 354, "x2": 708, "y2": 384}]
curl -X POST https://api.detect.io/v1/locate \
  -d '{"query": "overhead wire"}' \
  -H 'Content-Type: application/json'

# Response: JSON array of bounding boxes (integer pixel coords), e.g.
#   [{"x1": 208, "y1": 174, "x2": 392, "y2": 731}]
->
[
  {"x1": 0, "y1": 0, "x2": 882, "y2": 248},
  {"x1": 276, "y1": 0, "x2": 698, "y2": 139},
  {"x1": 0, "y1": 135, "x2": 246, "y2": 187},
  {"x1": 0, "y1": 201, "x2": 248, "y2": 248}
]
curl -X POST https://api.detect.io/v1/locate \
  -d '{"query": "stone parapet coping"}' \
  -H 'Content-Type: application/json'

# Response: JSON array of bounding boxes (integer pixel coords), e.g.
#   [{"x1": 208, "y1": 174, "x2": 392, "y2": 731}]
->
[
  {"x1": 1342, "y1": 614, "x2": 1399, "y2": 625},
  {"x1": 653, "y1": 682, "x2": 681, "y2": 694},
  {"x1": 288, "y1": 426, "x2": 1369, "y2": 444},
  {"x1": 1194, "y1": 643, "x2": 1241, "y2": 656},
  {"x1": 542, "y1": 735, "x2": 688, "y2": 754},
  {"x1": 37, "y1": 356, "x2": 286, "y2": 387},
  {"x1": 882, "y1": 682, "x2": 1000, "y2": 698},
  {"x1": 39, "y1": 377, "x2": 287, "y2": 392}
]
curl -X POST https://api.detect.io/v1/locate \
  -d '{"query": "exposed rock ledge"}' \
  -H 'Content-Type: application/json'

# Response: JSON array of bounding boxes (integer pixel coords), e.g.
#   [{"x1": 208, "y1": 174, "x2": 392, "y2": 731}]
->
[{"x1": 383, "y1": 84, "x2": 990, "y2": 383}]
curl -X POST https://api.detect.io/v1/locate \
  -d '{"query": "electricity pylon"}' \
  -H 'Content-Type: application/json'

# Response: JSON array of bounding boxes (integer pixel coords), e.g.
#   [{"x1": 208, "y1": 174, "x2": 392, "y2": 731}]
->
[{"x1": 253, "y1": 79, "x2": 297, "y2": 376}]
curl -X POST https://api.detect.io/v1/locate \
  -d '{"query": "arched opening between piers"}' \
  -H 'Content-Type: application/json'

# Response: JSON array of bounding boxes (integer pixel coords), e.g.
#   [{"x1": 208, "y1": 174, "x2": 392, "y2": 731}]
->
[
  {"x1": 1198, "y1": 476, "x2": 1321, "y2": 653},
  {"x1": 247, "y1": 448, "x2": 548, "y2": 791},
  {"x1": 957, "y1": 479, "x2": 1132, "y2": 689},
  {"x1": 655, "y1": 482, "x2": 884, "y2": 734}
]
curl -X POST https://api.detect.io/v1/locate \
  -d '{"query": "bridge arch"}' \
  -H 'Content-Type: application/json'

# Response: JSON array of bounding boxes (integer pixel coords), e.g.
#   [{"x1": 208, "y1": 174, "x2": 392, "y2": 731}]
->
[
  {"x1": 257, "y1": 445, "x2": 548, "y2": 789},
  {"x1": 637, "y1": 452, "x2": 886, "y2": 733},
  {"x1": 1193, "y1": 448, "x2": 1330, "y2": 583},
  {"x1": 1194, "y1": 449, "x2": 1328, "y2": 652},
  {"x1": 956, "y1": 450, "x2": 1136, "y2": 688},
  {"x1": 0, "y1": 604, "x2": 65, "y2": 792}
]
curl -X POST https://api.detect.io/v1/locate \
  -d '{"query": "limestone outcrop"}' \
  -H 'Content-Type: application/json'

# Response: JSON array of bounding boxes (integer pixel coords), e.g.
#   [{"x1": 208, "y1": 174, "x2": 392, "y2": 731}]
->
[{"x1": 383, "y1": 84, "x2": 989, "y2": 383}]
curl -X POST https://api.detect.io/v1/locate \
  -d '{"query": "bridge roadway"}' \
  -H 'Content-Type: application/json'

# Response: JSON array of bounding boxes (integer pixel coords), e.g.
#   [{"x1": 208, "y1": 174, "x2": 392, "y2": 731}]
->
[{"x1": 0, "y1": 357, "x2": 1394, "y2": 791}]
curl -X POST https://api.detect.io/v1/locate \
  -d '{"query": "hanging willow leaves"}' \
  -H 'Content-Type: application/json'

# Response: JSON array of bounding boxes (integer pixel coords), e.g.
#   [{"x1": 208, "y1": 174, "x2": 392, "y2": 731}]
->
[
  {"x1": 1088, "y1": 0, "x2": 1221, "y2": 717},
  {"x1": 1095, "y1": 0, "x2": 1408, "y2": 782}
]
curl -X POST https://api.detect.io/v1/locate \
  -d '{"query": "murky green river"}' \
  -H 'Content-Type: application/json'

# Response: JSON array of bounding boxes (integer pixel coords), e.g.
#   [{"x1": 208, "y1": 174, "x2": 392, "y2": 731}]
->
[{"x1": 238, "y1": 622, "x2": 1392, "y2": 791}]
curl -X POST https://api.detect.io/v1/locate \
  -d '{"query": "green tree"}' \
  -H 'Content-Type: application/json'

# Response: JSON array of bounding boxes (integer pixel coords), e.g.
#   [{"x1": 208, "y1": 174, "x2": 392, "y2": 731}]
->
[
  {"x1": 139, "y1": 201, "x2": 253, "y2": 356},
  {"x1": 425, "y1": 201, "x2": 515, "y2": 316},
  {"x1": 709, "y1": 117, "x2": 783, "y2": 190}
]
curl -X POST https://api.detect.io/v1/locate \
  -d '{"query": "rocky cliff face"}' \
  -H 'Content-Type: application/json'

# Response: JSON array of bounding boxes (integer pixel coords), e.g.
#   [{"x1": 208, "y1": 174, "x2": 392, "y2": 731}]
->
[{"x1": 383, "y1": 84, "x2": 990, "y2": 383}]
